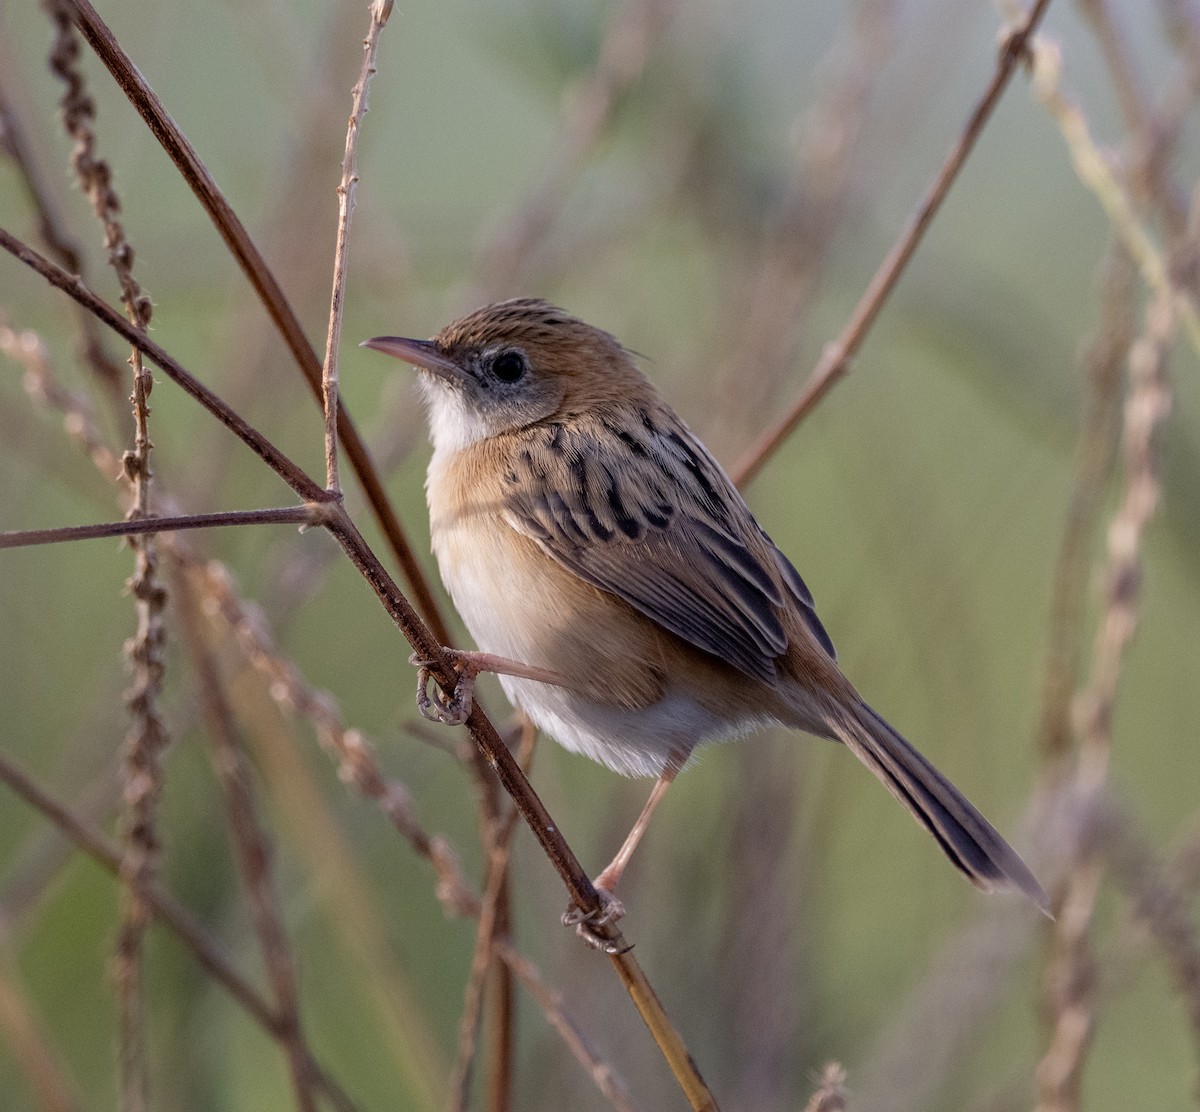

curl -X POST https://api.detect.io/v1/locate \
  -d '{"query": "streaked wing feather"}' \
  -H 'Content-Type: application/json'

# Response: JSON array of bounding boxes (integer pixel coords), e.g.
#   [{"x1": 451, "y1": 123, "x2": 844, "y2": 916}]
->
[
  {"x1": 765, "y1": 537, "x2": 837, "y2": 661},
  {"x1": 502, "y1": 414, "x2": 808, "y2": 682}
]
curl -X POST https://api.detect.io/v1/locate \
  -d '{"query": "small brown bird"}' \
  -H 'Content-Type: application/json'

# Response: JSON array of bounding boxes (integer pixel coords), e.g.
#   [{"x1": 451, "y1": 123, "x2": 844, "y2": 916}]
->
[{"x1": 363, "y1": 299, "x2": 1048, "y2": 930}]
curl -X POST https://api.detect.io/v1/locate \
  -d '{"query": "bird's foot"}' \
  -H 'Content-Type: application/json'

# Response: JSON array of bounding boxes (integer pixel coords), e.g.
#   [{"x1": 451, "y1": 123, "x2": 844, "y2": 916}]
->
[
  {"x1": 410, "y1": 650, "x2": 478, "y2": 725},
  {"x1": 562, "y1": 886, "x2": 631, "y2": 954}
]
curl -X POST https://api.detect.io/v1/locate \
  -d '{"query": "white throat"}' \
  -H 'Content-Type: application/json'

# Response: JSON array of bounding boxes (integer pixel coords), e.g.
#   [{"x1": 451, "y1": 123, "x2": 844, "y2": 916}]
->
[{"x1": 419, "y1": 375, "x2": 494, "y2": 455}]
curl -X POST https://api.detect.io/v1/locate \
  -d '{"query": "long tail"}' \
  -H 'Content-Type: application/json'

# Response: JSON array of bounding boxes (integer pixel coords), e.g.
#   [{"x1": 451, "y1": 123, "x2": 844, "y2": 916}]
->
[{"x1": 824, "y1": 699, "x2": 1049, "y2": 914}]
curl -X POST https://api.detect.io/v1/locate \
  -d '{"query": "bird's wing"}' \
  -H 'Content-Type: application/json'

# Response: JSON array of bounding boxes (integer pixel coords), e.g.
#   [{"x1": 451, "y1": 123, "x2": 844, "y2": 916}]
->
[{"x1": 501, "y1": 412, "x2": 835, "y2": 683}]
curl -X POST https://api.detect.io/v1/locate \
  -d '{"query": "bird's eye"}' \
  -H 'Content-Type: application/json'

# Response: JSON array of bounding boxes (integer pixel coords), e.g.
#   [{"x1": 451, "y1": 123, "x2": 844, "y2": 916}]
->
[{"x1": 490, "y1": 350, "x2": 527, "y2": 384}]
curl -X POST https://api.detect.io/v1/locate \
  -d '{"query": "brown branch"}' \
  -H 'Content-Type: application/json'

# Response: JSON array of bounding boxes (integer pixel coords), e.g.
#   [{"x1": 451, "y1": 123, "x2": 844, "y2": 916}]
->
[
  {"x1": 0, "y1": 225, "x2": 327, "y2": 501},
  {"x1": 0, "y1": 750, "x2": 360, "y2": 1112},
  {"x1": 2, "y1": 162, "x2": 717, "y2": 1112},
  {"x1": 0, "y1": 505, "x2": 323, "y2": 549},
  {"x1": 173, "y1": 569, "x2": 319, "y2": 1112},
  {"x1": 0, "y1": 72, "x2": 124, "y2": 394},
  {"x1": 730, "y1": 0, "x2": 1054, "y2": 487},
  {"x1": 0, "y1": 955, "x2": 81, "y2": 1112},
  {"x1": 8, "y1": 311, "x2": 663, "y2": 1111},
  {"x1": 59, "y1": 0, "x2": 452, "y2": 646},
  {"x1": 43, "y1": 8, "x2": 166, "y2": 1105},
  {"x1": 448, "y1": 812, "x2": 519, "y2": 1112},
  {"x1": 494, "y1": 938, "x2": 641, "y2": 1112}
]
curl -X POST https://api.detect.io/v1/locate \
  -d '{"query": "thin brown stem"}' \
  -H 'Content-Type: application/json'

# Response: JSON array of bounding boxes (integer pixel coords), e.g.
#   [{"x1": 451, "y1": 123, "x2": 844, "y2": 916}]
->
[
  {"x1": 0, "y1": 72, "x2": 124, "y2": 394},
  {"x1": 448, "y1": 812, "x2": 519, "y2": 1112},
  {"x1": 0, "y1": 750, "x2": 360, "y2": 1112},
  {"x1": 467, "y1": 0, "x2": 677, "y2": 302},
  {"x1": 494, "y1": 938, "x2": 641, "y2": 1112},
  {"x1": 1036, "y1": 289, "x2": 1177, "y2": 1112},
  {"x1": 1037, "y1": 249, "x2": 1135, "y2": 765},
  {"x1": 321, "y1": 0, "x2": 392, "y2": 496},
  {"x1": 0, "y1": 505, "x2": 323, "y2": 549},
  {"x1": 730, "y1": 0, "x2": 1054, "y2": 487},
  {"x1": 44, "y1": 8, "x2": 166, "y2": 1104},
  {"x1": 3, "y1": 175, "x2": 718, "y2": 1112},
  {"x1": 0, "y1": 955, "x2": 81, "y2": 1112},
  {"x1": 60, "y1": 0, "x2": 451, "y2": 645},
  {"x1": 173, "y1": 570, "x2": 319, "y2": 1112},
  {"x1": 0, "y1": 225, "x2": 326, "y2": 501}
]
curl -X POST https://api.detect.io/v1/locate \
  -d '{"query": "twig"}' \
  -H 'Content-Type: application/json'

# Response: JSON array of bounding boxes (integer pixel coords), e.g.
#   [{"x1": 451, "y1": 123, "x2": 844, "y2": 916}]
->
[
  {"x1": 0, "y1": 750, "x2": 360, "y2": 1112},
  {"x1": 0, "y1": 955, "x2": 81, "y2": 1112},
  {"x1": 9, "y1": 323, "x2": 646, "y2": 1112},
  {"x1": 803, "y1": 1063, "x2": 849, "y2": 1112},
  {"x1": 467, "y1": 0, "x2": 677, "y2": 302},
  {"x1": 44, "y1": 8, "x2": 166, "y2": 1105},
  {"x1": 173, "y1": 570, "x2": 319, "y2": 1112},
  {"x1": 1036, "y1": 248, "x2": 1135, "y2": 765},
  {"x1": 60, "y1": 0, "x2": 452, "y2": 646},
  {"x1": 0, "y1": 226, "x2": 327, "y2": 501},
  {"x1": 448, "y1": 810, "x2": 519, "y2": 1112},
  {"x1": 730, "y1": 0, "x2": 1054, "y2": 487},
  {"x1": 0, "y1": 73, "x2": 124, "y2": 393},
  {"x1": 708, "y1": 0, "x2": 896, "y2": 455},
  {"x1": 493, "y1": 937, "x2": 641, "y2": 1112},
  {"x1": 321, "y1": 0, "x2": 391, "y2": 496},
  {"x1": 1035, "y1": 288, "x2": 1177, "y2": 1112},
  {"x1": 1093, "y1": 799, "x2": 1200, "y2": 1082},
  {"x1": 0, "y1": 505, "x2": 324, "y2": 549},
  {"x1": 1031, "y1": 37, "x2": 1200, "y2": 353}
]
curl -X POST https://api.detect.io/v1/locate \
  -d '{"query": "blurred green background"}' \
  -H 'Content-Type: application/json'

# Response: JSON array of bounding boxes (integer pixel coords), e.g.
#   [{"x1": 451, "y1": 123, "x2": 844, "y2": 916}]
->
[{"x1": 1, "y1": 0, "x2": 1198, "y2": 1109}]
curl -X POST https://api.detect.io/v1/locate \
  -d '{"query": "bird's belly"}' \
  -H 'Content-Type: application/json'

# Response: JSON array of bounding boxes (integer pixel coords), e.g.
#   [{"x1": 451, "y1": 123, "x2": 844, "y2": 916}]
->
[
  {"x1": 499, "y1": 673, "x2": 761, "y2": 778},
  {"x1": 431, "y1": 515, "x2": 763, "y2": 777}
]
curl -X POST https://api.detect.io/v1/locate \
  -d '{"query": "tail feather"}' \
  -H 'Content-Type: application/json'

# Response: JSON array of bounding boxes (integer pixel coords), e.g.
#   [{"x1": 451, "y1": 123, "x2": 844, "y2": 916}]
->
[{"x1": 826, "y1": 700, "x2": 1049, "y2": 914}]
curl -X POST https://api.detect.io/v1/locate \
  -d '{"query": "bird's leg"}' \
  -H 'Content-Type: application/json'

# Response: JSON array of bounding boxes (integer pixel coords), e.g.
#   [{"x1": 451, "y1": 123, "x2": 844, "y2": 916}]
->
[
  {"x1": 410, "y1": 648, "x2": 568, "y2": 725},
  {"x1": 564, "y1": 763, "x2": 680, "y2": 952}
]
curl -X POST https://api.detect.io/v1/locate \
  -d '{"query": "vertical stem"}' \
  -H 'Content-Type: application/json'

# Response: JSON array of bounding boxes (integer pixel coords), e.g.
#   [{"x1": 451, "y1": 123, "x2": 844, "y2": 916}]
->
[{"x1": 321, "y1": 0, "x2": 393, "y2": 495}]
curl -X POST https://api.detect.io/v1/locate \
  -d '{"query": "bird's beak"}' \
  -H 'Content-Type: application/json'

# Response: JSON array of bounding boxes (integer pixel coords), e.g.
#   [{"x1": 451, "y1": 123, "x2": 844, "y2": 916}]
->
[{"x1": 360, "y1": 335, "x2": 463, "y2": 383}]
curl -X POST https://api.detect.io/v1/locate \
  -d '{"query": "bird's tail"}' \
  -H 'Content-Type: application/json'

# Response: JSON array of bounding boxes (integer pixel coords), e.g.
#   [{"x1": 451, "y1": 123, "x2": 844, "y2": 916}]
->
[{"x1": 823, "y1": 699, "x2": 1049, "y2": 914}]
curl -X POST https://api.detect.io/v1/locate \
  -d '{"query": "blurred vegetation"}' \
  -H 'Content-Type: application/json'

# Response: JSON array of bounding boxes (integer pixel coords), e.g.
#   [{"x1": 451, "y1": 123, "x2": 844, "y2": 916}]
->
[{"x1": 1, "y1": 0, "x2": 1198, "y2": 1110}]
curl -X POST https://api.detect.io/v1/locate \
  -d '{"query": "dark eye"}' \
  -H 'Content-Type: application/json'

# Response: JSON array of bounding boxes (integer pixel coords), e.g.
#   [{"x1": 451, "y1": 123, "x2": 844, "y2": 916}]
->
[{"x1": 491, "y1": 350, "x2": 527, "y2": 384}]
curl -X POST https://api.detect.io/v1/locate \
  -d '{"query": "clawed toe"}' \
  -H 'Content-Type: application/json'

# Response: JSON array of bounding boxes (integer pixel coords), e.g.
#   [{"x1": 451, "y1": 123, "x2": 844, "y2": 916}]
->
[
  {"x1": 562, "y1": 887, "x2": 630, "y2": 954},
  {"x1": 410, "y1": 651, "x2": 476, "y2": 725}
]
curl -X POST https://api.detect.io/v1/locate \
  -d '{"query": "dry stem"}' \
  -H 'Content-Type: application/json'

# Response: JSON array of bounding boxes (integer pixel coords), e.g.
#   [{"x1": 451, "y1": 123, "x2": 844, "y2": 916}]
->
[
  {"x1": 44, "y1": 7, "x2": 167, "y2": 1105},
  {"x1": 173, "y1": 572, "x2": 320, "y2": 1112},
  {"x1": 321, "y1": 0, "x2": 393, "y2": 495},
  {"x1": 1035, "y1": 288, "x2": 1177, "y2": 1112},
  {"x1": 59, "y1": 0, "x2": 451, "y2": 645},
  {"x1": 0, "y1": 750, "x2": 360, "y2": 1112},
  {"x1": 730, "y1": 0, "x2": 1054, "y2": 487},
  {"x1": 0, "y1": 505, "x2": 323, "y2": 549}
]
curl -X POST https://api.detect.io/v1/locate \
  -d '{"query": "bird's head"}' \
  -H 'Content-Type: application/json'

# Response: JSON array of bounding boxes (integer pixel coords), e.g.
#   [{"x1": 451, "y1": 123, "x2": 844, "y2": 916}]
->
[{"x1": 362, "y1": 298, "x2": 647, "y2": 451}]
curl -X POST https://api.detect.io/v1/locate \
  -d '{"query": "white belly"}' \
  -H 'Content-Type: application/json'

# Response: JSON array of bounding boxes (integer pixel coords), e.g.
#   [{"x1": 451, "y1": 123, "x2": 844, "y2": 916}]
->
[{"x1": 429, "y1": 500, "x2": 760, "y2": 777}]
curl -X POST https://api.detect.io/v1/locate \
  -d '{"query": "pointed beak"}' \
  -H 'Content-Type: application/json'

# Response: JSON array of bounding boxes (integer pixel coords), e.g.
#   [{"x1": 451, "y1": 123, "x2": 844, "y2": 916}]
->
[{"x1": 359, "y1": 335, "x2": 463, "y2": 383}]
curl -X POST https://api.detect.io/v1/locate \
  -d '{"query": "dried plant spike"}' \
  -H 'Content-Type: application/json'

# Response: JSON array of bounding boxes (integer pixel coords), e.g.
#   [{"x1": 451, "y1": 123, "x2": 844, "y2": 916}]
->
[{"x1": 804, "y1": 1063, "x2": 849, "y2": 1112}]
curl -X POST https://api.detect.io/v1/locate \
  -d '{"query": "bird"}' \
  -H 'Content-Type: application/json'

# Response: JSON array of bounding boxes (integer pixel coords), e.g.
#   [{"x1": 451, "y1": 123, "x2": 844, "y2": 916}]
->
[{"x1": 362, "y1": 298, "x2": 1048, "y2": 938}]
